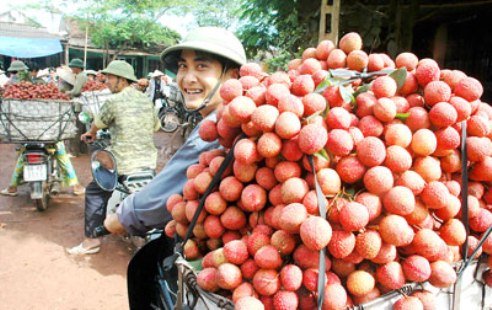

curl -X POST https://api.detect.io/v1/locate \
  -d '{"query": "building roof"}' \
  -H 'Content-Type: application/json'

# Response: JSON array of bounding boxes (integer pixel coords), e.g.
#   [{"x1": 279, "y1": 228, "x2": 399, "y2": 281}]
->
[{"x1": 0, "y1": 22, "x2": 61, "y2": 39}]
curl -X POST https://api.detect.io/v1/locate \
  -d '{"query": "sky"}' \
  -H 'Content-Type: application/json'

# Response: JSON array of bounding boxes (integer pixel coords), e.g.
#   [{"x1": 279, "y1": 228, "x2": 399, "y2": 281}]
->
[{"x1": 3, "y1": 0, "x2": 193, "y2": 36}]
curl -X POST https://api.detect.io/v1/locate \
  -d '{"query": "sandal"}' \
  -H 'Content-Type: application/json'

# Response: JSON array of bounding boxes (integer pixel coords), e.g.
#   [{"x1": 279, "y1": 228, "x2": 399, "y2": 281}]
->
[
  {"x1": 67, "y1": 243, "x2": 100, "y2": 255},
  {"x1": 72, "y1": 184, "x2": 86, "y2": 196},
  {"x1": 0, "y1": 188, "x2": 17, "y2": 197}
]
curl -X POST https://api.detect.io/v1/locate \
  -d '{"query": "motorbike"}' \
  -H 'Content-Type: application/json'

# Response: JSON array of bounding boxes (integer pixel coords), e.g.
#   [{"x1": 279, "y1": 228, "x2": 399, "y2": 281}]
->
[
  {"x1": 79, "y1": 111, "x2": 155, "y2": 226},
  {"x1": 18, "y1": 143, "x2": 61, "y2": 211}
]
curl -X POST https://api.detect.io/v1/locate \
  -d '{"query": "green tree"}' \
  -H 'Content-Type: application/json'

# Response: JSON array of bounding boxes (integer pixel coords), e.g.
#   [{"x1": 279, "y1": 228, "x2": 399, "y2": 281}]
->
[{"x1": 236, "y1": 0, "x2": 320, "y2": 71}]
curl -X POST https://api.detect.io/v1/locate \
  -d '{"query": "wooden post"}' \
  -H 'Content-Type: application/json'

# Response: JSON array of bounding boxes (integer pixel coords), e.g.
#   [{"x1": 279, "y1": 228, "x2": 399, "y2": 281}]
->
[
  {"x1": 83, "y1": 24, "x2": 88, "y2": 67},
  {"x1": 318, "y1": 0, "x2": 341, "y2": 44}
]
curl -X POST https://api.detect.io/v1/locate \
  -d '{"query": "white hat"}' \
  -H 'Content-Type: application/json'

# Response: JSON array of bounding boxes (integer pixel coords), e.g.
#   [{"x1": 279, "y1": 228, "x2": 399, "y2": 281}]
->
[
  {"x1": 56, "y1": 67, "x2": 75, "y2": 85},
  {"x1": 37, "y1": 68, "x2": 50, "y2": 78},
  {"x1": 151, "y1": 69, "x2": 164, "y2": 78}
]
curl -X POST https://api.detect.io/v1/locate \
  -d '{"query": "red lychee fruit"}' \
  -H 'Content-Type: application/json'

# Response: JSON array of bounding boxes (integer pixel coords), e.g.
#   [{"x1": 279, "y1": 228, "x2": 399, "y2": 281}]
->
[
  {"x1": 298, "y1": 124, "x2": 328, "y2": 154},
  {"x1": 379, "y1": 214, "x2": 414, "y2": 247},
  {"x1": 376, "y1": 261, "x2": 406, "y2": 290},
  {"x1": 322, "y1": 283, "x2": 348, "y2": 310},
  {"x1": 197, "y1": 267, "x2": 219, "y2": 292},
  {"x1": 280, "y1": 264, "x2": 303, "y2": 291},
  {"x1": 279, "y1": 203, "x2": 308, "y2": 233},
  {"x1": 339, "y1": 202, "x2": 369, "y2": 232},
  {"x1": 395, "y1": 52, "x2": 419, "y2": 71},
  {"x1": 271, "y1": 230, "x2": 297, "y2": 255},
  {"x1": 254, "y1": 245, "x2": 282, "y2": 270},
  {"x1": 251, "y1": 104, "x2": 280, "y2": 132},
  {"x1": 216, "y1": 263, "x2": 242, "y2": 290},
  {"x1": 382, "y1": 186, "x2": 415, "y2": 216},
  {"x1": 292, "y1": 74, "x2": 315, "y2": 96},
  {"x1": 357, "y1": 137, "x2": 386, "y2": 167},
  {"x1": 339, "y1": 32, "x2": 363, "y2": 54},
  {"x1": 355, "y1": 230, "x2": 382, "y2": 259},
  {"x1": 253, "y1": 269, "x2": 280, "y2": 296},
  {"x1": 454, "y1": 77, "x2": 483, "y2": 101},
  {"x1": 328, "y1": 230, "x2": 356, "y2": 258},
  {"x1": 428, "y1": 260, "x2": 457, "y2": 288},
  {"x1": 300, "y1": 216, "x2": 332, "y2": 251},
  {"x1": 326, "y1": 107, "x2": 351, "y2": 130},
  {"x1": 275, "y1": 112, "x2": 301, "y2": 139},
  {"x1": 327, "y1": 129, "x2": 354, "y2": 156},
  {"x1": 415, "y1": 59, "x2": 440, "y2": 86},
  {"x1": 402, "y1": 255, "x2": 431, "y2": 282},
  {"x1": 363, "y1": 166, "x2": 394, "y2": 196},
  {"x1": 346, "y1": 270, "x2": 375, "y2": 297},
  {"x1": 393, "y1": 296, "x2": 424, "y2": 310},
  {"x1": 371, "y1": 76, "x2": 397, "y2": 98},
  {"x1": 423, "y1": 81, "x2": 451, "y2": 106},
  {"x1": 223, "y1": 239, "x2": 249, "y2": 265},
  {"x1": 220, "y1": 79, "x2": 243, "y2": 102}
]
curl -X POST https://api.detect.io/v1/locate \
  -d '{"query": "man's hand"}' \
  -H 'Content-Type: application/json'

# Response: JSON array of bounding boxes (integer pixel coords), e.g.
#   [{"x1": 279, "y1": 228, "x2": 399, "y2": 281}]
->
[
  {"x1": 80, "y1": 131, "x2": 95, "y2": 144},
  {"x1": 104, "y1": 214, "x2": 127, "y2": 235}
]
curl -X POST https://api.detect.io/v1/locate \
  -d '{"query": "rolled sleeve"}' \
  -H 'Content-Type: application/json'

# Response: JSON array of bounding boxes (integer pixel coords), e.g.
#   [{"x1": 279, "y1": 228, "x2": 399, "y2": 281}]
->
[{"x1": 117, "y1": 115, "x2": 220, "y2": 236}]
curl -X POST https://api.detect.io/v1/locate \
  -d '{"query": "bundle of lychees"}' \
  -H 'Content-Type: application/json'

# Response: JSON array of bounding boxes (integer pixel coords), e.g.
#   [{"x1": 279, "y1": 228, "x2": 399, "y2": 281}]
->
[{"x1": 164, "y1": 31, "x2": 492, "y2": 310}]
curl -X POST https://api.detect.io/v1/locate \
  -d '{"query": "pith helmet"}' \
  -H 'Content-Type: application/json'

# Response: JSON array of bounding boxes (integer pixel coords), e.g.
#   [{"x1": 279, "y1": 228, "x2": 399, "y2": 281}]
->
[
  {"x1": 161, "y1": 27, "x2": 246, "y2": 73},
  {"x1": 85, "y1": 69, "x2": 97, "y2": 76},
  {"x1": 101, "y1": 60, "x2": 138, "y2": 82},
  {"x1": 8, "y1": 60, "x2": 29, "y2": 72},
  {"x1": 68, "y1": 58, "x2": 85, "y2": 69}
]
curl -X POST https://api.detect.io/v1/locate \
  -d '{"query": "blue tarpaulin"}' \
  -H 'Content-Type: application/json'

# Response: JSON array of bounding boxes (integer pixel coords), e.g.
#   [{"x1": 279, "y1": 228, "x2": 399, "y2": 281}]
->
[{"x1": 0, "y1": 36, "x2": 62, "y2": 58}]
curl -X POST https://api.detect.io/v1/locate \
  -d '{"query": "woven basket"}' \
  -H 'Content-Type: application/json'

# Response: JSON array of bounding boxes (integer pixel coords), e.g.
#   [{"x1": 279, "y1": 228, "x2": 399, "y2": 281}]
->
[
  {"x1": 0, "y1": 99, "x2": 77, "y2": 143},
  {"x1": 79, "y1": 89, "x2": 112, "y2": 117}
]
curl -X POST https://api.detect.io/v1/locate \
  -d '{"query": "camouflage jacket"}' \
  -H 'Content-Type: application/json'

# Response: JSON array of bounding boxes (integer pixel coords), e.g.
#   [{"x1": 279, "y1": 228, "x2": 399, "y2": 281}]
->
[{"x1": 95, "y1": 86, "x2": 160, "y2": 175}]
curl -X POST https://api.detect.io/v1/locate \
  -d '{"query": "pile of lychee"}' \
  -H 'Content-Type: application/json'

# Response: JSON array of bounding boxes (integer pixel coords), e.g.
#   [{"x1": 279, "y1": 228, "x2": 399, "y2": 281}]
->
[{"x1": 164, "y1": 31, "x2": 492, "y2": 310}]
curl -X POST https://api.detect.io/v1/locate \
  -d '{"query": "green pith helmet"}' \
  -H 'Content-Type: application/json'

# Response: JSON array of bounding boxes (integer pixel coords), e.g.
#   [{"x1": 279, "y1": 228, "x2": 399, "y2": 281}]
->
[
  {"x1": 8, "y1": 60, "x2": 29, "y2": 72},
  {"x1": 68, "y1": 58, "x2": 84, "y2": 69},
  {"x1": 85, "y1": 69, "x2": 97, "y2": 76},
  {"x1": 101, "y1": 60, "x2": 138, "y2": 82},
  {"x1": 161, "y1": 27, "x2": 246, "y2": 73}
]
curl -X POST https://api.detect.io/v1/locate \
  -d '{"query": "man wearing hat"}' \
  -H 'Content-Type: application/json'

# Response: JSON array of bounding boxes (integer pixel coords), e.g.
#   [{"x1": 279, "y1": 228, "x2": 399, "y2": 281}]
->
[
  {"x1": 85, "y1": 69, "x2": 97, "y2": 81},
  {"x1": 66, "y1": 58, "x2": 87, "y2": 98},
  {"x1": 145, "y1": 69, "x2": 165, "y2": 105},
  {"x1": 7, "y1": 60, "x2": 29, "y2": 84},
  {"x1": 68, "y1": 60, "x2": 160, "y2": 255}
]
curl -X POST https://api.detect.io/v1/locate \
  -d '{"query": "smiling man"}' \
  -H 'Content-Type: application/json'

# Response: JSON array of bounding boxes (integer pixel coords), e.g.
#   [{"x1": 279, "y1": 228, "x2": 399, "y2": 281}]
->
[{"x1": 103, "y1": 27, "x2": 247, "y2": 236}]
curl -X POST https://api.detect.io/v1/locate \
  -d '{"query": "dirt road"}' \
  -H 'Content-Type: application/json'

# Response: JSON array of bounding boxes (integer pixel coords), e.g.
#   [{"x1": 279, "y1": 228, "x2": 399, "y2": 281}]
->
[{"x1": 0, "y1": 131, "x2": 184, "y2": 310}]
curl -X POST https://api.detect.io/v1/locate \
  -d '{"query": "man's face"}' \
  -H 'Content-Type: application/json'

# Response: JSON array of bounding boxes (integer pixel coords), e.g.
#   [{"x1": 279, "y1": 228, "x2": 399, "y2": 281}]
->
[
  {"x1": 71, "y1": 67, "x2": 81, "y2": 74},
  {"x1": 176, "y1": 50, "x2": 225, "y2": 111},
  {"x1": 105, "y1": 74, "x2": 124, "y2": 93}
]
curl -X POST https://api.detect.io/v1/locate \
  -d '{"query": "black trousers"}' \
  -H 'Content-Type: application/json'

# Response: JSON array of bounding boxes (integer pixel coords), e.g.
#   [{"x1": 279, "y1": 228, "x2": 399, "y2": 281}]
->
[{"x1": 84, "y1": 179, "x2": 113, "y2": 238}]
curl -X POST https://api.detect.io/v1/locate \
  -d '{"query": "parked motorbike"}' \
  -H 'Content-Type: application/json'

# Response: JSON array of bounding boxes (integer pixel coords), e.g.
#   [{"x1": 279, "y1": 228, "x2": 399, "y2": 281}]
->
[{"x1": 20, "y1": 143, "x2": 61, "y2": 211}]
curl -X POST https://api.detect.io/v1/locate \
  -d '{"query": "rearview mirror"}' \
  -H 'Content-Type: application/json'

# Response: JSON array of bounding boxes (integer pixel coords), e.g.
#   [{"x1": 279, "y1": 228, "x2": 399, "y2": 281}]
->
[{"x1": 90, "y1": 150, "x2": 118, "y2": 191}]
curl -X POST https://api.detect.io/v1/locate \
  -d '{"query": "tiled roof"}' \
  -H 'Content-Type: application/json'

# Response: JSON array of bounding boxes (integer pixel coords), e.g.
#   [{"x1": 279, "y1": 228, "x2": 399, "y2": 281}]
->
[{"x1": 0, "y1": 22, "x2": 61, "y2": 39}]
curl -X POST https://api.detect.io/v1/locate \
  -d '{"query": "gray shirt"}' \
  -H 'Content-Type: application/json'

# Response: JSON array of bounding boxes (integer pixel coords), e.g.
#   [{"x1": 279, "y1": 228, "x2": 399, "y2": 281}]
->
[{"x1": 117, "y1": 112, "x2": 220, "y2": 236}]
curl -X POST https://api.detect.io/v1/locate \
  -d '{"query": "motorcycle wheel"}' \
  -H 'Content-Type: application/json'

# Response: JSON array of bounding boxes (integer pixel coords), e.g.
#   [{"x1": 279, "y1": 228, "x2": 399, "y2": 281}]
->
[
  {"x1": 35, "y1": 183, "x2": 50, "y2": 211},
  {"x1": 160, "y1": 110, "x2": 180, "y2": 133}
]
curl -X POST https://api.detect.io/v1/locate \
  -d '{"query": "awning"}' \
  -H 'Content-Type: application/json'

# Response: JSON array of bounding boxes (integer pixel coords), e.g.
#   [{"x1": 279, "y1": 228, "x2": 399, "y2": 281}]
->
[{"x1": 0, "y1": 36, "x2": 62, "y2": 58}]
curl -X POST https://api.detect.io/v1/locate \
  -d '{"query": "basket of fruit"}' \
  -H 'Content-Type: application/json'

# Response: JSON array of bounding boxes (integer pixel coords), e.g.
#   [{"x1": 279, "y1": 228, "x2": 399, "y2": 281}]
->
[
  {"x1": 152, "y1": 31, "x2": 492, "y2": 310},
  {"x1": 79, "y1": 87, "x2": 111, "y2": 119},
  {"x1": 0, "y1": 82, "x2": 77, "y2": 143}
]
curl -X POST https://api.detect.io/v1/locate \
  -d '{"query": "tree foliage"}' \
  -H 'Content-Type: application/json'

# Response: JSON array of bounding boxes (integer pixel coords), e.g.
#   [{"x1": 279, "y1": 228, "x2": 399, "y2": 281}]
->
[
  {"x1": 236, "y1": 0, "x2": 320, "y2": 71},
  {"x1": 70, "y1": 0, "x2": 190, "y2": 60}
]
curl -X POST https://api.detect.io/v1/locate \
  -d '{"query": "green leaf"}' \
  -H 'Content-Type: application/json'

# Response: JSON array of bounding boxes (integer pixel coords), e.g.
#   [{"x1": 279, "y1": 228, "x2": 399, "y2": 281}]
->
[
  {"x1": 389, "y1": 68, "x2": 408, "y2": 90},
  {"x1": 314, "y1": 149, "x2": 330, "y2": 162},
  {"x1": 339, "y1": 85, "x2": 354, "y2": 104},
  {"x1": 314, "y1": 75, "x2": 333, "y2": 94},
  {"x1": 395, "y1": 112, "x2": 410, "y2": 120},
  {"x1": 353, "y1": 83, "x2": 371, "y2": 98}
]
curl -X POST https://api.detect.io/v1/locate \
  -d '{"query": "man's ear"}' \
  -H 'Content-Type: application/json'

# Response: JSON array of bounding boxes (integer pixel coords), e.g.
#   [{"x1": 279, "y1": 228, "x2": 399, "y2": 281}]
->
[{"x1": 226, "y1": 68, "x2": 240, "y2": 80}]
